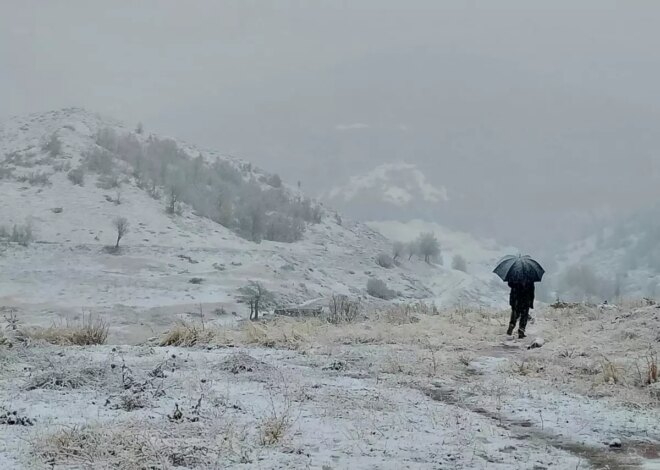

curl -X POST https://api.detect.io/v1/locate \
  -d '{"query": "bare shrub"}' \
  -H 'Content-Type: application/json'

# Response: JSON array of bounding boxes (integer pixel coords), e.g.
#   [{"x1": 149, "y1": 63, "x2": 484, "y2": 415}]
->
[
  {"x1": 159, "y1": 322, "x2": 214, "y2": 347},
  {"x1": 67, "y1": 167, "x2": 85, "y2": 186},
  {"x1": 19, "y1": 171, "x2": 51, "y2": 186},
  {"x1": 112, "y1": 217, "x2": 129, "y2": 249},
  {"x1": 376, "y1": 253, "x2": 394, "y2": 269},
  {"x1": 259, "y1": 387, "x2": 295, "y2": 446},
  {"x1": 366, "y1": 278, "x2": 396, "y2": 300},
  {"x1": 380, "y1": 304, "x2": 422, "y2": 325},
  {"x1": 634, "y1": 351, "x2": 658, "y2": 386},
  {"x1": 19, "y1": 315, "x2": 109, "y2": 346},
  {"x1": 327, "y1": 294, "x2": 361, "y2": 324}
]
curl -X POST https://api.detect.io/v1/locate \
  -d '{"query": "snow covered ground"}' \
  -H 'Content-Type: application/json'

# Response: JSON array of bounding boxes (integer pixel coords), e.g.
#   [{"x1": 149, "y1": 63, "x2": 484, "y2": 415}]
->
[{"x1": 0, "y1": 303, "x2": 659, "y2": 469}]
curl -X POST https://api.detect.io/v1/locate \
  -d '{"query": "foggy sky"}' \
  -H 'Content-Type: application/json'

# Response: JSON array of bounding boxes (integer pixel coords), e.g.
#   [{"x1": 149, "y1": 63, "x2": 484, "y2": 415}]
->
[{"x1": 2, "y1": 1, "x2": 660, "y2": 250}]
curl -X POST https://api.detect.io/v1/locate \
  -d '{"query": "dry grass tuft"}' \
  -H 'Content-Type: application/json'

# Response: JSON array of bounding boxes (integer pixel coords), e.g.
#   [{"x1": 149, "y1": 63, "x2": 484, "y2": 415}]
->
[
  {"x1": 34, "y1": 421, "x2": 230, "y2": 469},
  {"x1": 159, "y1": 321, "x2": 215, "y2": 347},
  {"x1": 26, "y1": 366, "x2": 104, "y2": 391},
  {"x1": 19, "y1": 315, "x2": 108, "y2": 346},
  {"x1": 601, "y1": 358, "x2": 624, "y2": 384},
  {"x1": 258, "y1": 386, "x2": 296, "y2": 446},
  {"x1": 36, "y1": 424, "x2": 163, "y2": 469}
]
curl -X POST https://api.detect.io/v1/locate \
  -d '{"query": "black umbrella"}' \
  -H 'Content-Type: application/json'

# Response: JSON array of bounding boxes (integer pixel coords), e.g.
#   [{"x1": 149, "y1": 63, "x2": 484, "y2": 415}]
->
[{"x1": 493, "y1": 255, "x2": 545, "y2": 283}]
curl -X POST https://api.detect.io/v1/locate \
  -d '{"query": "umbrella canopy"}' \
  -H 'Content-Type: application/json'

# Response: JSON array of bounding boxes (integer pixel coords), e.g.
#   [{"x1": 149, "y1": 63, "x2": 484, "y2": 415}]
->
[{"x1": 494, "y1": 255, "x2": 545, "y2": 283}]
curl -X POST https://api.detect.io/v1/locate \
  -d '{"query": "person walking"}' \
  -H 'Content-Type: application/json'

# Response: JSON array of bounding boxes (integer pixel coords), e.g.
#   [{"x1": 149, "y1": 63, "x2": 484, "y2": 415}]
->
[
  {"x1": 507, "y1": 281, "x2": 534, "y2": 338},
  {"x1": 493, "y1": 255, "x2": 545, "y2": 339}
]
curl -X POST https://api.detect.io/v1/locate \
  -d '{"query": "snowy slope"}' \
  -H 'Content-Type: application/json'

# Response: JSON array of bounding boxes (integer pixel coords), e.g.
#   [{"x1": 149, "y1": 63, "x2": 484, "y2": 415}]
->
[
  {"x1": 0, "y1": 109, "x2": 509, "y2": 341},
  {"x1": 367, "y1": 219, "x2": 513, "y2": 307}
]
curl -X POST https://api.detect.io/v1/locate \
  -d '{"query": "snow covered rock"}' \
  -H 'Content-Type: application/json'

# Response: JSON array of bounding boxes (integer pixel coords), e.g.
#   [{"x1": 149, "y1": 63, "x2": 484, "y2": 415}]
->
[
  {"x1": 608, "y1": 438, "x2": 622, "y2": 449},
  {"x1": 528, "y1": 338, "x2": 545, "y2": 350}
]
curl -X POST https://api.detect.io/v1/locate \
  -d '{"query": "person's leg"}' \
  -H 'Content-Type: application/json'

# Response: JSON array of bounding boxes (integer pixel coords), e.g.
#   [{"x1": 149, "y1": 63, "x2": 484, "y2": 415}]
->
[
  {"x1": 507, "y1": 308, "x2": 518, "y2": 335},
  {"x1": 518, "y1": 307, "x2": 529, "y2": 338}
]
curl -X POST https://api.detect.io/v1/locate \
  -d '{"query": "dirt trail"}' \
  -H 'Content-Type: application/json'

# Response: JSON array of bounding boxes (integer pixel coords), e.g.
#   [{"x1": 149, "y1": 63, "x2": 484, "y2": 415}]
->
[{"x1": 423, "y1": 375, "x2": 660, "y2": 470}]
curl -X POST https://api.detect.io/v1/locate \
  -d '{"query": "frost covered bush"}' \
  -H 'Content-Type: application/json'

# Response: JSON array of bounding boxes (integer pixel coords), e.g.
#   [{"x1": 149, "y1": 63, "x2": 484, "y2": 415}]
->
[
  {"x1": 376, "y1": 253, "x2": 394, "y2": 269},
  {"x1": 367, "y1": 278, "x2": 396, "y2": 300},
  {"x1": 67, "y1": 167, "x2": 85, "y2": 186}
]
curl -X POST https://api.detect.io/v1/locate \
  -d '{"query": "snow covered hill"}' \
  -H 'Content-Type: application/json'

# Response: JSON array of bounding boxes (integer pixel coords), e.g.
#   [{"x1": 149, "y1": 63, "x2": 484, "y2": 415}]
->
[{"x1": 0, "y1": 109, "x2": 510, "y2": 341}]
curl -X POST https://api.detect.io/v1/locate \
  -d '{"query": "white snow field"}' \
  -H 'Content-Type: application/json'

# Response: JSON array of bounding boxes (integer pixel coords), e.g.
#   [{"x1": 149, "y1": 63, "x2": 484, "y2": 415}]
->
[
  {"x1": 0, "y1": 303, "x2": 659, "y2": 469},
  {"x1": 1, "y1": 109, "x2": 659, "y2": 469}
]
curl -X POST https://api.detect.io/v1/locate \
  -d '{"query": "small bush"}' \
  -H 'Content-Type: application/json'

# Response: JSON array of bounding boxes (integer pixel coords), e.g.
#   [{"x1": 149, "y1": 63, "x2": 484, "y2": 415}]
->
[
  {"x1": 327, "y1": 294, "x2": 361, "y2": 324},
  {"x1": 67, "y1": 167, "x2": 85, "y2": 186},
  {"x1": 376, "y1": 253, "x2": 394, "y2": 269},
  {"x1": 367, "y1": 278, "x2": 396, "y2": 300}
]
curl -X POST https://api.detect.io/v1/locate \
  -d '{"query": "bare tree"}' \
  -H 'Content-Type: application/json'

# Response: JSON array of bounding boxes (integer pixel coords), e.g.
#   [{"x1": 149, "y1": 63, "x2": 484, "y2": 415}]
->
[
  {"x1": 417, "y1": 232, "x2": 440, "y2": 263},
  {"x1": 407, "y1": 240, "x2": 419, "y2": 261},
  {"x1": 166, "y1": 184, "x2": 182, "y2": 215},
  {"x1": 392, "y1": 241, "x2": 405, "y2": 262},
  {"x1": 112, "y1": 217, "x2": 129, "y2": 249},
  {"x1": 237, "y1": 281, "x2": 275, "y2": 320}
]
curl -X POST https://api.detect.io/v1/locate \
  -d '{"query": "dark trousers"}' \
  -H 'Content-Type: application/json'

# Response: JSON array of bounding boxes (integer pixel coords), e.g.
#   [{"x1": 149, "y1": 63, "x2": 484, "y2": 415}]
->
[{"x1": 509, "y1": 307, "x2": 529, "y2": 334}]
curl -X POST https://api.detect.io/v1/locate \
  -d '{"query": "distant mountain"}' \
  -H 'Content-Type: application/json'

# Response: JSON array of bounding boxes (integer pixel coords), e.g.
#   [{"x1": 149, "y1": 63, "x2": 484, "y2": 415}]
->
[
  {"x1": 324, "y1": 162, "x2": 449, "y2": 221},
  {"x1": 549, "y1": 205, "x2": 660, "y2": 301}
]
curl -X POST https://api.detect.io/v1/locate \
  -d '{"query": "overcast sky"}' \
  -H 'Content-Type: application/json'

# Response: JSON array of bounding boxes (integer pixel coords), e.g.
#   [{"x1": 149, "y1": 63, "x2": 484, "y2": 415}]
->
[{"x1": 2, "y1": 1, "x2": 659, "y2": 250}]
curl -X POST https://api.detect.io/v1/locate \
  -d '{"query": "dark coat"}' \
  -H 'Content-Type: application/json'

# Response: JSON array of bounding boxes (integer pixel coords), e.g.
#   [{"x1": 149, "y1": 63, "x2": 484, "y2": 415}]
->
[{"x1": 508, "y1": 282, "x2": 535, "y2": 310}]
